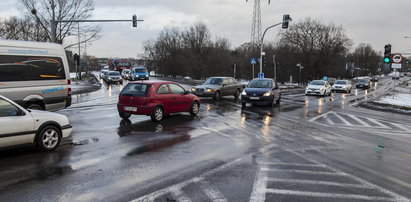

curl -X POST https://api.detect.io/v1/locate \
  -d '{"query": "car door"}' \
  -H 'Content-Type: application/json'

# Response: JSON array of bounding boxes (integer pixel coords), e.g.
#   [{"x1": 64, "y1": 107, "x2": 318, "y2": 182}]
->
[
  {"x1": 221, "y1": 78, "x2": 231, "y2": 96},
  {"x1": 0, "y1": 98, "x2": 35, "y2": 148},
  {"x1": 155, "y1": 84, "x2": 174, "y2": 114},
  {"x1": 169, "y1": 83, "x2": 191, "y2": 112}
]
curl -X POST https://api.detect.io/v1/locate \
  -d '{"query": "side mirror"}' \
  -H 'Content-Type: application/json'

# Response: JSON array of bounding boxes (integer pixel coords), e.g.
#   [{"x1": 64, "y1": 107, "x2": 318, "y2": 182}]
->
[{"x1": 184, "y1": 90, "x2": 190, "y2": 95}]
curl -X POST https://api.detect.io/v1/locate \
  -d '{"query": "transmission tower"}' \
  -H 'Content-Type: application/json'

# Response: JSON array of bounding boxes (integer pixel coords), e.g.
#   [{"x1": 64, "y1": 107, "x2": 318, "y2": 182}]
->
[{"x1": 248, "y1": 0, "x2": 270, "y2": 45}]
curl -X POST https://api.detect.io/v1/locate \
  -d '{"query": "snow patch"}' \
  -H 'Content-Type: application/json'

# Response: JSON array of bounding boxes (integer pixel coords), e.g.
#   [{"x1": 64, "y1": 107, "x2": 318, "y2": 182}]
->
[{"x1": 374, "y1": 94, "x2": 411, "y2": 108}]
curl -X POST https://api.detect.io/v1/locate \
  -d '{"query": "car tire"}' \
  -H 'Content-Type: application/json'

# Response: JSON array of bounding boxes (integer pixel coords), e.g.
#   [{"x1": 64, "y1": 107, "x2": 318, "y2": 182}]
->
[
  {"x1": 26, "y1": 103, "x2": 43, "y2": 110},
  {"x1": 37, "y1": 125, "x2": 61, "y2": 151},
  {"x1": 213, "y1": 91, "x2": 221, "y2": 100},
  {"x1": 189, "y1": 101, "x2": 200, "y2": 116},
  {"x1": 151, "y1": 106, "x2": 164, "y2": 122},
  {"x1": 119, "y1": 112, "x2": 131, "y2": 119},
  {"x1": 234, "y1": 89, "x2": 240, "y2": 100}
]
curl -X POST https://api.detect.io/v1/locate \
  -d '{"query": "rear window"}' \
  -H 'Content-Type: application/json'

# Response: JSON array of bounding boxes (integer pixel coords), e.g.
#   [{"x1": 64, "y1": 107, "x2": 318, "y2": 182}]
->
[
  {"x1": 0, "y1": 55, "x2": 66, "y2": 82},
  {"x1": 120, "y1": 83, "x2": 150, "y2": 96}
]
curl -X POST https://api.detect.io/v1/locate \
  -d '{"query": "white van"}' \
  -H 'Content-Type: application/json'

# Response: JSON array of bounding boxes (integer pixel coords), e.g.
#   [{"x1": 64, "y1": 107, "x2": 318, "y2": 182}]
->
[{"x1": 0, "y1": 39, "x2": 71, "y2": 111}]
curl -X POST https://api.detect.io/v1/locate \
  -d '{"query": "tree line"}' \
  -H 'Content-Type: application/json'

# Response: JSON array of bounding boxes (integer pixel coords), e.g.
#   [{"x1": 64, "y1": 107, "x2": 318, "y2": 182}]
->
[{"x1": 143, "y1": 18, "x2": 382, "y2": 83}]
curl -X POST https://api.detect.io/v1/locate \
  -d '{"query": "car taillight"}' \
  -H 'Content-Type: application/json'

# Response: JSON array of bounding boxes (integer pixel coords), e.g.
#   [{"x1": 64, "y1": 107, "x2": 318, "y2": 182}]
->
[{"x1": 67, "y1": 79, "x2": 72, "y2": 96}]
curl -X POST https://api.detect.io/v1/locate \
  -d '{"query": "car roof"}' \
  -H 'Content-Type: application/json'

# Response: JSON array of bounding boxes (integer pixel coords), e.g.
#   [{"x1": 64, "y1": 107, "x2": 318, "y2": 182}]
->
[
  {"x1": 128, "y1": 80, "x2": 176, "y2": 85},
  {"x1": 251, "y1": 78, "x2": 274, "y2": 81}
]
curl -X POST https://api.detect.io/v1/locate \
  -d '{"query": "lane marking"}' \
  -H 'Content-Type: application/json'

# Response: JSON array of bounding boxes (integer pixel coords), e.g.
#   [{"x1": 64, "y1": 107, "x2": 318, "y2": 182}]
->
[
  {"x1": 332, "y1": 112, "x2": 353, "y2": 126},
  {"x1": 265, "y1": 189, "x2": 397, "y2": 201},
  {"x1": 131, "y1": 158, "x2": 242, "y2": 202},
  {"x1": 196, "y1": 180, "x2": 228, "y2": 202},
  {"x1": 346, "y1": 114, "x2": 371, "y2": 127},
  {"x1": 170, "y1": 188, "x2": 192, "y2": 202},
  {"x1": 264, "y1": 178, "x2": 370, "y2": 189},
  {"x1": 261, "y1": 168, "x2": 346, "y2": 176},
  {"x1": 258, "y1": 163, "x2": 325, "y2": 168},
  {"x1": 249, "y1": 165, "x2": 267, "y2": 202}
]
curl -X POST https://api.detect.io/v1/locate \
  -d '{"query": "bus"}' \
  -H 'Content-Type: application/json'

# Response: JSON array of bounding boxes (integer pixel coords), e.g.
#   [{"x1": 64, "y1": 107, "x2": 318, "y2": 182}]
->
[{"x1": 0, "y1": 39, "x2": 72, "y2": 111}]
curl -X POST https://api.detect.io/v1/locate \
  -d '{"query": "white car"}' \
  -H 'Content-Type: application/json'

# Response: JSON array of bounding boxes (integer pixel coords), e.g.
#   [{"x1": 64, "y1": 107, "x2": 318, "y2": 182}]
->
[
  {"x1": 0, "y1": 95, "x2": 72, "y2": 151},
  {"x1": 332, "y1": 80, "x2": 352, "y2": 93},
  {"x1": 305, "y1": 80, "x2": 332, "y2": 96}
]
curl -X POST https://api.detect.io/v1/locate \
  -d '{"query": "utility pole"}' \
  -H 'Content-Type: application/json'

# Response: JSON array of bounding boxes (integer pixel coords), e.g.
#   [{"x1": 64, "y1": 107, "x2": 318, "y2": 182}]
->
[
  {"x1": 50, "y1": 0, "x2": 57, "y2": 43},
  {"x1": 273, "y1": 55, "x2": 277, "y2": 81}
]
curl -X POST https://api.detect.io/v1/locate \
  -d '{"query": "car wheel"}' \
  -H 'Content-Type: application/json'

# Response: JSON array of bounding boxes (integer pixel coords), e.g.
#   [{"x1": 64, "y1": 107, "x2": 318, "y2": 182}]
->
[
  {"x1": 26, "y1": 103, "x2": 43, "y2": 110},
  {"x1": 37, "y1": 125, "x2": 61, "y2": 151},
  {"x1": 213, "y1": 91, "x2": 221, "y2": 100},
  {"x1": 119, "y1": 112, "x2": 131, "y2": 119},
  {"x1": 189, "y1": 101, "x2": 200, "y2": 116},
  {"x1": 151, "y1": 106, "x2": 164, "y2": 122},
  {"x1": 234, "y1": 89, "x2": 240, "y2": 100}
]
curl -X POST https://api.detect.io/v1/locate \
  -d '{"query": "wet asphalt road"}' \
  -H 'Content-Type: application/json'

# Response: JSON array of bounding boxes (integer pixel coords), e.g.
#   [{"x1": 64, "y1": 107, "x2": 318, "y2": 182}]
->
[{"x1": 0, "y1": 77, "x2": 410, "y2": 202}]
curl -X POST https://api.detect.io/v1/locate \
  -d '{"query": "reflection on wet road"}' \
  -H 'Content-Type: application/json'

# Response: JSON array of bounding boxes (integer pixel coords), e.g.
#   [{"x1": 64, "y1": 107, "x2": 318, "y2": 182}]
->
[{"x1": 0, "y1": 77, "x2": 410, "y2": 201}]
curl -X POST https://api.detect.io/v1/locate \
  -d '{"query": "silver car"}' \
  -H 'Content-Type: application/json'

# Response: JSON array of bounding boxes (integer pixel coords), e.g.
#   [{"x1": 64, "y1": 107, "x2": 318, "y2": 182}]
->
[{"x1": 191, "y1": 77, "x2": 244, "y2": 100}]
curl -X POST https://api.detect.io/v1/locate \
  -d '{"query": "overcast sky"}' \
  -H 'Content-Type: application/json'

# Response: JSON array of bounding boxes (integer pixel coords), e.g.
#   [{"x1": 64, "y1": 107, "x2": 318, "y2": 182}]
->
[{"x1": 1, "y1": 0, "x2": 411, "y2": 58}]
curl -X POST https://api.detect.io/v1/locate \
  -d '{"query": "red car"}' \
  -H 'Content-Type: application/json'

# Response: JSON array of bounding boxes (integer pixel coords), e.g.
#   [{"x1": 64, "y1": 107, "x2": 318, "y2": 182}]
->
[{"x1": 117, "y1": 81, "x2": 200, "y2": 122}]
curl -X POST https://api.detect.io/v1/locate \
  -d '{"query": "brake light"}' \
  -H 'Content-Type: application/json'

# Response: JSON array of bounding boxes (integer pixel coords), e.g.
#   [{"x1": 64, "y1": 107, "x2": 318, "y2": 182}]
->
[{"x1": 67, "y1": 79, "x2": 72, "y2": 96}]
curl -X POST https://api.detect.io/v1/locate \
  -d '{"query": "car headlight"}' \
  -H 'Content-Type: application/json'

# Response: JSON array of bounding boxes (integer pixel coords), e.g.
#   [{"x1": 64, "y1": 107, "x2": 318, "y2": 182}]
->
[
  {"x1": 191, "y1": 88, "x2": 196, "y2": 92},
  {"x1": 263, "y1": 91, "x2": 271, "y2": 96},
  {"x1": 206, "y1": 88, "x2": 214, "y2": 93},
  {"x1": 320, "y1": 87, "x2": 325, "y2": 91},
  {"x1": 241, "y1": 90, "x2": 247, "y2": 95}
]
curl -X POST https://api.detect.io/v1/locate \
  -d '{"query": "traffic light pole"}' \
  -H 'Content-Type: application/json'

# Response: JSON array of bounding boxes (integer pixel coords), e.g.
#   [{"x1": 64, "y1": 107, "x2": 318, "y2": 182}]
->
[{"x1": 259, "y1": 18, "x2": 292, "y2": 75}]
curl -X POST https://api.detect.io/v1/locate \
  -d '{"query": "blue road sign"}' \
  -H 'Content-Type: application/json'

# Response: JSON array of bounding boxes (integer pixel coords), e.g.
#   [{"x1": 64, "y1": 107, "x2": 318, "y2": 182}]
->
[
  {"x1": 251, "y1": 58, "x2": 257, "y2": 64},
  {"x1": 258, "y1": 73, "x2": 264, "y2": 78},
  {"x1": 322, "y1": 76, "x2": 328, "y2": 80}
]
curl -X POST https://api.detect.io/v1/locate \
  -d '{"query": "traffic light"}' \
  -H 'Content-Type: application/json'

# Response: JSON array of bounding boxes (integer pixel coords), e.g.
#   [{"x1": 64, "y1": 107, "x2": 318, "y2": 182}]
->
[
  {"x1": 262, "y1": 56, "x2": 266, "y2": 66},
  {"x1": 282, "y1": 14, "x2": 291, "y2": 29},
  {"x1": 384, "y1": 44, "x2": 391, "y2": 63},
  {"x1": 73, "y1": 53, "x2": 80, "y2": 66},
  {"x1": 132, "y1": 14, "x2": 137, "y2": 27}
]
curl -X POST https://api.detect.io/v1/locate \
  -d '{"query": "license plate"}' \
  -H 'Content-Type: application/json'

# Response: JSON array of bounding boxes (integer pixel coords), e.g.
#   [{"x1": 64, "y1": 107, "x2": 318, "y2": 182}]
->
[
  {"x1": 124, "y1": 106, "x2": 137, "y2": 112},
  {"x1": 250, "y1": 97, "x2": 260, "y2": 100}
]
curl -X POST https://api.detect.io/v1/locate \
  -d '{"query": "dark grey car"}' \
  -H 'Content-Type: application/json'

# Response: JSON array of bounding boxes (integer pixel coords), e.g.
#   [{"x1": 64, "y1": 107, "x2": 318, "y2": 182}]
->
[{"x1": 191, "y1": 77, "x2": 244, "y2": 100}]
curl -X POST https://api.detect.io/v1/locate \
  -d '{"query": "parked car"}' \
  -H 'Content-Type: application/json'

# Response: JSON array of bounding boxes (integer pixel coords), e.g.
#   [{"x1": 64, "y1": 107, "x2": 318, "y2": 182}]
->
[
  {"x1": 240, "y1": 78, "x2": 281, "y2": 107},
  {"x1": 305, "y1": 80, "x2": 332, "y2": 96},
  {"x1": 130, "y1": 67, "x2": 149, "y2": 80},
  {"x1": 332, "y1": 80, "x2": 352, "y2": 93},
  {"x1": 0, "y1": 95, "x2": 72, "y2": 151},
  {"x1": 356, "y1": 79, "x2": 371, "y2": 89},
  {"x1": 117, "y1": 81, "x2": 200, "y2": 122},
  {"x1": 121, "y1": 69, "x2": 132, "y2": 80},
  {"x1": 104, "y1": 71, "x2": 123, "y2": 84},
  {"x1": 191, "y1": 77, "x2": 244, "y2": 100}
]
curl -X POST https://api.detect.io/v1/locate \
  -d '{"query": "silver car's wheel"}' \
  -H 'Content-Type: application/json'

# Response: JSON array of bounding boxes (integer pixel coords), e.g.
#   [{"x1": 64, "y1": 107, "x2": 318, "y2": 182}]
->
[{"x1": 37, "y1": 125, "x2": 61, "y2": 151}]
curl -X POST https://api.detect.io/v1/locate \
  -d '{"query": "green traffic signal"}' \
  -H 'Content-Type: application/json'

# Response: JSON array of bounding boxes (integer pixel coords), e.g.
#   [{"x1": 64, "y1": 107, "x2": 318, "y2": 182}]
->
[{"x1": 384, "y1": 58, "x2": 390, "y2": 63}]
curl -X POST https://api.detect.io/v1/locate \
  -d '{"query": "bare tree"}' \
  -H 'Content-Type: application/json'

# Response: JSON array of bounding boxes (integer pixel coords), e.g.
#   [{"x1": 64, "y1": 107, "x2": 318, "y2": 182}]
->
[
  {"x1": 0, "y1": 17, "x2": 48, "y2": 41},
  {"x1": 17, "y1": 0, "x2": 101, "y2": 45},
  {"x1": 348, "y1": 43, "x2": 381, "y2": 75},
  {"x1": 279, "y1": 18, "x2": 352, "y2": 81}
]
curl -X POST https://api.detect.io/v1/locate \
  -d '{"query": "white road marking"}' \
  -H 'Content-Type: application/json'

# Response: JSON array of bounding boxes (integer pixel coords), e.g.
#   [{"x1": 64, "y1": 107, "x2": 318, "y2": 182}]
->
[
  {"x1": 131, "y1": 158, "x2": 242, "y2": 202},
  {"x1": 249, "y1": 165, "x2": 267, "y2": 202},
  {"x1": 332, "y1": 112, "x2": 353, "y2": 126},
  {"x1": 261, "y1": 167, "x2": 347, "y2": 176},
  {"x1": 346, "y1": 114, "x2": 371, "y2": 127},
  {"x1": 196, "y1": 180, "x2": 228, "y2": 202},
  {"x1": 264, "y1": 178, "x2": 370, "y2": 189},
  {"x1": 170, "y1": 188, "x2": 192, "y2": 202},
  {"x1": 257, "y1": 163, "x2": 325, "y2": 168},
  {"x1": 265, "y1": 189, "x2": 397, "y2": 201}
]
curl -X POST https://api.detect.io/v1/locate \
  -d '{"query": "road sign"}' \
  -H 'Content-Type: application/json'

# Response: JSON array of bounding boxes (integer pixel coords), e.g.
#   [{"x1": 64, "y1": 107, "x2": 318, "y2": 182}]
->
[
  {"x1": 392, "y1": 63, "x2": 402, "y2": 69},
  {"x1": 251, "y1": 58, "x2": 257, "y2": 64},
  {"x1": 392, "y1": 54, "x2": 402, "y2": 63},
  {"x1": 258, "y1": 72, "x2": 264, "y2": 78}
]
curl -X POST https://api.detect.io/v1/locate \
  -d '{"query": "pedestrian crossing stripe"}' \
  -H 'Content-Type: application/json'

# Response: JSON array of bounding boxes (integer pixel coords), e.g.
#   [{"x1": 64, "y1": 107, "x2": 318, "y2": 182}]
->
[{"x1": 309, "y1": 111, "x2": 411, "y2": 133}]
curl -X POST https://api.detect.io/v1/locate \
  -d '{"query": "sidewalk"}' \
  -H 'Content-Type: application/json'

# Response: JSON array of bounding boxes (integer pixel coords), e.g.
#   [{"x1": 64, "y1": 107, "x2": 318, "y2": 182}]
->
[{"x1": 362, "y1": 77, "x2": 411, "y2": 114}]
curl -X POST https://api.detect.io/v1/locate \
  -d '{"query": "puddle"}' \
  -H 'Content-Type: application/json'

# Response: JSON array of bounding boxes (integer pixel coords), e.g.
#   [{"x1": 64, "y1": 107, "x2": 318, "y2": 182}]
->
[
  {"x1": 71, "y1": 137, "x2": 100, "y2": 146},
  {"x1": 126, "y1": 134, "x2": 190, "y2": 156}
]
